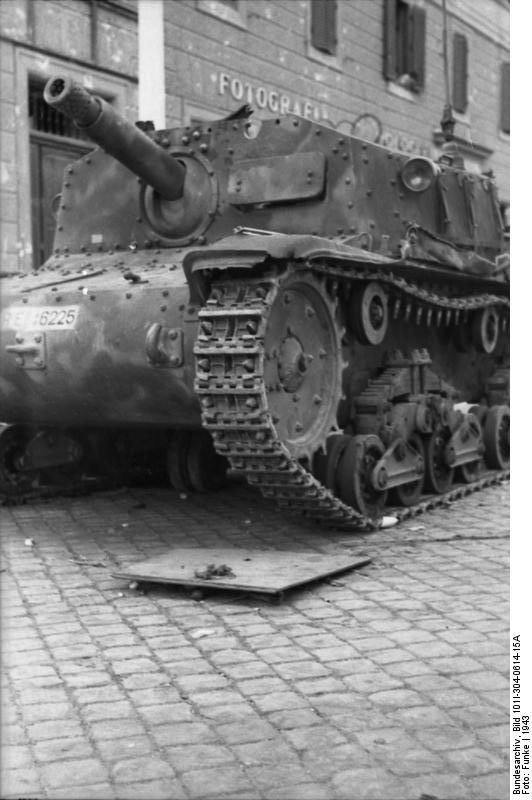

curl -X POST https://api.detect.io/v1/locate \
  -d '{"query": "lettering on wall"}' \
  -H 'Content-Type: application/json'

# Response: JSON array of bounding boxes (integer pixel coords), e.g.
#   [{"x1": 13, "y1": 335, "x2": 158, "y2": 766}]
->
[
  {"x1": 218, "y1": 72, "x2": 326, "y2": 121},
  {"x1": 216, "y1": 72, "x2": 431, "y2": 158}
]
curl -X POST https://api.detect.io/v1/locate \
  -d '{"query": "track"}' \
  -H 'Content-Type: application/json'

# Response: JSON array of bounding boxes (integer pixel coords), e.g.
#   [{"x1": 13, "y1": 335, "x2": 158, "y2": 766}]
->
[{"x1": 193, "y1": 262, "x2": 509, "y2": 530}]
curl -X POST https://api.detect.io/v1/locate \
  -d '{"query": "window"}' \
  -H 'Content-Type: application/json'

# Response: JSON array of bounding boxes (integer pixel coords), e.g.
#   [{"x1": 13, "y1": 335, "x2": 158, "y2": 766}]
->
[
  {"x1": 452, "y1": 33, "x2": 468, "y2": 114},
  {"x1": 500, "y1": 61, "x2": 510, "y2": 134},
  {"x1": 196, "y1": 0, "x2": 246, "y2": 29},
  {"x1": 383, "y1": 0, "x2": 426, "y2": 93},
  {"x1": 311, "y1": 0, "x2": 338, "y2": 56}
]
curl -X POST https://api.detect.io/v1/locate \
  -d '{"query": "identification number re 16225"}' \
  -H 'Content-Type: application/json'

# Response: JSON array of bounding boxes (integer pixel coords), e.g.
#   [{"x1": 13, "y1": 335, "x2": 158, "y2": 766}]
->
[{"x1": 1, "y1": 306, "x2": 80, "y2": 331}]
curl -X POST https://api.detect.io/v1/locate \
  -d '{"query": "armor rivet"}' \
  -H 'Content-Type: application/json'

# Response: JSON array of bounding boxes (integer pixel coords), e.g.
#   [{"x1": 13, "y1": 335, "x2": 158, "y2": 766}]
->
[
  {"x1": 295, "y1": 422, "x2": 303, "y2": 432},
  {"x1": 182, "y1": 135, "x2": 190, "y2": 145}
]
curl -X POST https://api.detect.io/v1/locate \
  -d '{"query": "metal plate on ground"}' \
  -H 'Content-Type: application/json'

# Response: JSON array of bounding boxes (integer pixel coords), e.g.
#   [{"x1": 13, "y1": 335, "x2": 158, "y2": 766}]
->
[{"x1": 113, "y1": 547, "x2": 370, "y2": 596}]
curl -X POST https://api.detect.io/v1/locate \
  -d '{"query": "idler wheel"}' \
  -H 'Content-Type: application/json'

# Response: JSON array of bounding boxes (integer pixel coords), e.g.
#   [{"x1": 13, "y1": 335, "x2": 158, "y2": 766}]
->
[
  {"x1": 0, "y1": 426, "x2": 37, "y2": 498},
  {"x1": 472, "y1": 307, "x2": 499, "y2": 354},
  {"x1": 337, "y1": 434, "x2": 388, "y2": 517},
  {"x1": 392, "y1": 433, "x2": 425, "y2": 507},
  {"x1": 351, "y1": 282, "x2": 389, "y2": 346},
  {"x1": 483, "y1": 404, "x2": 510, "y2": 469},
  {"x1": 424, "y1": 429, "x2": 455, "y2": 494}
]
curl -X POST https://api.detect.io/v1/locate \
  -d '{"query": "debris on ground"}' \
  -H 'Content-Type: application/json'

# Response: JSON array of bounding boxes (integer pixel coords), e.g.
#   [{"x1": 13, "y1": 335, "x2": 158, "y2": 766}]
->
[
  {"x1": 194, "y1": 563, "x2": 235, "y2": 580},
  {"x1": 380, "y1": 516, "x2": 399, "y2": 529},
  {"x1": 24, "y1": 538, "x2": 35, "y2": 547},
  {"x1": 190, "y1": 628, "x2": 216, "y2": 639},
  {"x1": 69, "y1": 557, "x2": 107, "y2": 568}
]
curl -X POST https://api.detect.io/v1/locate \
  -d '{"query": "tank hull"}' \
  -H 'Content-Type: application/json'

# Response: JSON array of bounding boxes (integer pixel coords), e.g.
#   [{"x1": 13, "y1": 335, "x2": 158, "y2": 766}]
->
[{"x1": 0, "y1": 260, "x2": 201, "y2": 430}]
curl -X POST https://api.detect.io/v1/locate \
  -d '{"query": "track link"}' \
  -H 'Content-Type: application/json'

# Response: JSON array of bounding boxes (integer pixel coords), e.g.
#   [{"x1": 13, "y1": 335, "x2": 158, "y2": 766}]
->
[{"x1": 194, "y1": 262, "x2": 509, "y2": 530}]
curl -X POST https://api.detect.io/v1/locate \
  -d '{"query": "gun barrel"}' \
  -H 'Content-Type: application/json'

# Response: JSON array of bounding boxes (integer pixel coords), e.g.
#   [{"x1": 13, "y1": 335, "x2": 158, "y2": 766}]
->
[{"x1": 44, "y1": 76, "x2": 185, "y2": 201}]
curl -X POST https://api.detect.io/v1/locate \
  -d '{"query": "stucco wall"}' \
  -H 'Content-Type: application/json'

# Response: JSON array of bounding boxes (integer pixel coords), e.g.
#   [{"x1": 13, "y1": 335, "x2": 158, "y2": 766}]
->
[
  {"x1": 0, "y1": 0, "x2": 137, "y2": 271},
  {"x1": 162, "y1": 0, "x2": 509, "y2": 202}
]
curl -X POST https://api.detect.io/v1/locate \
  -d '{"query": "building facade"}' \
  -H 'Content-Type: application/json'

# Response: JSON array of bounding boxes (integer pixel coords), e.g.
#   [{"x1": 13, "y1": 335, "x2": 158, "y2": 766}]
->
[
  {"x1": 0, "y1": 0, "x2": 509, "y2": 273},
  {"x1": 0, "y1": 0, "x2": 138, "y2": 272}
]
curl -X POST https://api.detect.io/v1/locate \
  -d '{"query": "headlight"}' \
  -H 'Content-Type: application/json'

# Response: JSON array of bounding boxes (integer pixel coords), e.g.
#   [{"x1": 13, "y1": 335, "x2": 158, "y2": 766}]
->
[{"x1": 401, "y1": 157, "x2": 439, "y2": 193}]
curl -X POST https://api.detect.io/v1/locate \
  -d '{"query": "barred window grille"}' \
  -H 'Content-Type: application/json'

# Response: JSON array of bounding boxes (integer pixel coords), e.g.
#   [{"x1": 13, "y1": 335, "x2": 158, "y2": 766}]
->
[{"x1": 28, "y1": 82, "x2": 90, "y2": 141}]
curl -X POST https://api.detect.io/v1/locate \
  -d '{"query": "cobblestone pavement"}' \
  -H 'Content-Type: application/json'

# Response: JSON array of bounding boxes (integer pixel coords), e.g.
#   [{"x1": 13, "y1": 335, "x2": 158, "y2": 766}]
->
[{"x1": 1, "y1": 479, "x2": 510, "y2": 800}]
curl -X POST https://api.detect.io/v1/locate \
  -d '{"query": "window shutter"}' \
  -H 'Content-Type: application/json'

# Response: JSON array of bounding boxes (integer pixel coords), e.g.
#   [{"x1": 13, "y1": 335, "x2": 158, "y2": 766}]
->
[
  {"x1": 452, "y1": 33, "x2": 468, "y2": 113},
  {"x1": 383, "y1": 0, "x2": 397, "y2": 80},
  {"x1": 407, "y1": 5, "x2": 426, "y2": 90},
  {"x1": 500, "y1": 61, "x2": 510, "y2": 133},
  {"x1": 311, "y1": 0, "x2": 338, "y2": 56}
]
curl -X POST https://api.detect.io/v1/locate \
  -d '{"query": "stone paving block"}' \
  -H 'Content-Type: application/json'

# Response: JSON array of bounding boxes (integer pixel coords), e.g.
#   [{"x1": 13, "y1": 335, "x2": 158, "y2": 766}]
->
[
  {"x1": 151, "y1": 722, "x2": 218, "y2": 747},
  {"x1": 443, "y1": 746, "x2": 505, "y2": 776},
  {"x1": 272, "y1": 660, "x2": 330, "y2": 680},
  {"x1": 180, "y1": 765, "x2": 255, "y2": 798},
  {"x1": 252, "y1": 690, "x2": 308, "y2": 713},
  {"x1": 466, "y1": 769, "x2": 510, "y2": 799},
  {"x1": 165, "y1": 743, "x2": 236, "y2": 771},
  {"x1": 333, "y1": 766, "x2": 409, "y2": 800},
  {"x1": 0, "y1": 767, "x2": 42, "y2": 799},
  {"x1": 215, "y1": 718, "x2": 278, "y2": 744},
  {"x1": 81, "y1": 699, "x2": 136, "y2": 722},
  {"x1": 401, "y1": 771, "x2": 469, "y2": 800},
  {"x1": 96, "y1": 734, "x2": 154, "y2": 761},
  {"x1": 386, "y1": 704, "x2": 455, "y2": 728},
  {"x1": 186, "y1": 688, "x2": 246, "y2": 707},
  {"x1": 267, "y1": 708, "x2": 323, "y2": 730},
  {"x1": 285, "y1": 724, "x2": 347, "y2": 751},
  {"x1": 0, "y1": 744, "x2": 33, "y2": 769},
  {"x1": 137, "y1": 702, "x2": 194, "y2": 725},
  {"x1": 219, "y1": 660, "x2": 275, "y2": 680},
  {"x1": 21, "y1": 702, "x2": 76, "y2": 725},
  {"x1": 234, "y1": 737, "x2": 300, "y2": 766},
  {"x1": 90, "y1": 717, "x2": 147, "y2": 741},
  {"x1": 265, "y1": 781, "x2": 334, "y2": 799},
  {"x1": 126, "y1": 685, "x2": 185, "y2": 706},
  {"x1": 39, "y1": 757, "x2": 109, "y2": 789},
  {"x1": 245, "y1": 760, "x2": 312, "y2": 790},
  {"x1": 28, "y1": 717, "x2": 85, "y2": 741},
  {"x1": 111, "y1": 755, "x2": 176, "y2": 783},
  {"x1": 33, "y1": 736, "x2": 95, "y2": 763}
]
